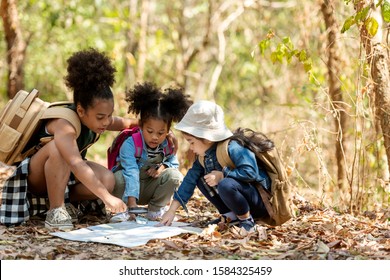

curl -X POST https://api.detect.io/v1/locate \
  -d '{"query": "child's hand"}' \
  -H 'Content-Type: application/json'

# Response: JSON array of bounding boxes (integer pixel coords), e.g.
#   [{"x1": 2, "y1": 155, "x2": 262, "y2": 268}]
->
[
  {"x1": 204, "y1": 171, "x2": 224, "y2": 187},
  {"x1": 147, "y1": 164, "x2": 165, "y2": 178},
  {"x1": 104, "y1": 196, "x2": 127, "y2": 214},
  {"x1": 155, "y1": 211, "x2": 175, "y2": 226}
]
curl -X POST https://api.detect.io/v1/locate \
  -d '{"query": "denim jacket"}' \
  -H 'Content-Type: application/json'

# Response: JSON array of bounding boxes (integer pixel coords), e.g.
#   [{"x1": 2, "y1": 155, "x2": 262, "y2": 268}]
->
[
  {"x1": 173, "y1": 140, "x2": 271, "y2": 207},
  {"x1": 119, "y1": 130, "x2": 179, "y2": 201}
]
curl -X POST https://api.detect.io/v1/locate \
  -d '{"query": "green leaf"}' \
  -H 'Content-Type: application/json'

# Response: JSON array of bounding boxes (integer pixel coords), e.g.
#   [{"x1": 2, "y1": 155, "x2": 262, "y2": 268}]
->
[
  {"x1": 285, "y1": 49, "x2": 298, "y2": 64},
  {"x1": 282, "y1": 37, "x2": 294, "y2": 50},
  {"x1": 303, "y1": 59, "x2": 312, "y2": 72},
  {"x1": 365, "y1": 17, "x2": 379, "y2": 36},
  {"x1": 258, "y1": 39, "x2": 270, "y2": 55},
  {"x1": 355, "y1": 6, "x2": 370, "y2": 22},
  {"x1": 298, "y1": 50, "x2": 307, "y2": 62},
  {"x1": 382, "y1": 0, "x2": 390, "y2": 22},
  {"x1": 270, "y1": 52, "x2": 278, "y2": 63},
  {"x1": 341, "y1": 15, "x2": 356, "y2": 33}
]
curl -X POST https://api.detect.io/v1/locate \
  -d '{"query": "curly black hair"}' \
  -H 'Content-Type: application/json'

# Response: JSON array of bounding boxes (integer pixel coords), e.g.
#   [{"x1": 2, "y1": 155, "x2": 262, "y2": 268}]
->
[
  {"x1": 125, "y1": 82, "x2": 192, "y2": 130},
  {"x1": 64, "y1": 48, "x2": 116, "y2": 109}
]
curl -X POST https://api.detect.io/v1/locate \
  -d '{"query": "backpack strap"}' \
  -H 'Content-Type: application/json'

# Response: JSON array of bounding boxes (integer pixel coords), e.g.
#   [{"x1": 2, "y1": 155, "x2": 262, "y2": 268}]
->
[
  {"x1": 216, "y1": 139, "x2": 235, "y2": 169},
  {"x1": 132, "y1": 131, "x2": 143, "y2": 158},
  {"x1": 20, "y1": 88, "x2": 39, "y2": 110},
  {"x1": 256, "y1": 181, "x2": 275, "y2": 218},
  {"x1": 163, "y1": 141, "x2": 174, "y2": 156},
  {"x1": 198, "y1": 139, "x2": 235, "y2": 169},
  {"x1": 41, "y1": 106, "x2": 81, "y2": 138}
]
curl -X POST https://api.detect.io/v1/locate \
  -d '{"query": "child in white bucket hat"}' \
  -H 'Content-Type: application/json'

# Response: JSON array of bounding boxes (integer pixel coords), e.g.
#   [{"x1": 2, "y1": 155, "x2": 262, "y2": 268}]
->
[{"x1": 158, "y1": 100, "x2": 271, "y2": 231}]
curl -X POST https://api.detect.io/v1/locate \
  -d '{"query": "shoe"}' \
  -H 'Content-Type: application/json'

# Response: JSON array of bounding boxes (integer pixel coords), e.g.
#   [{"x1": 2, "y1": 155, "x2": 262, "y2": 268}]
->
[
  {"x1": 238, "y1": 216, "x2": 255, "y2": 232},
  {"x1": 109, "y1": 211, "x2": 130, "y2": 223},
  {"x1": 65, "y1": 203, "x2": 82, "y2": 223},
  {"x1": 45, "y1": 206, "x2": 74, "y2": 230},
  {"x1": 146, "y1": 207, "x2": 165, "y2": 221},
  {"x1": 205, "y1": 215, "x2": 239, "y2": 226}
]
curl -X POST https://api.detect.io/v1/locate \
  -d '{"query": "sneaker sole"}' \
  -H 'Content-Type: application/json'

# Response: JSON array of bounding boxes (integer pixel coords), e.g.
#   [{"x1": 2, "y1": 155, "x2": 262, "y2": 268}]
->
[
  {"x1": 206, "y1": 219, "x2": 240, "y2": 226},
  {"x1": 45, "y1": 221, "x2": 74, "y2": 231},
  {"x1": 109, "y1": 214, "x2": 129, "y2": 223}
]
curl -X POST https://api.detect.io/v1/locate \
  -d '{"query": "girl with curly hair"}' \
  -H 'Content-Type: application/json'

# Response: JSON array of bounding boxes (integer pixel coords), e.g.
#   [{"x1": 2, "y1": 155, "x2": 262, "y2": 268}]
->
[
  {"x1": 111, "y1": 82, "x2": 192, "y2": 221},
  {"x1": 0, "y1": 48, "x2": 137, "y2": 230}
]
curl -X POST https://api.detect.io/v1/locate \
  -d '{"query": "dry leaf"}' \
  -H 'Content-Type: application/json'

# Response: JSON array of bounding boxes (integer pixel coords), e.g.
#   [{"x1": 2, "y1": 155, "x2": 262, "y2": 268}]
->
[{"x1": 0, "y1": 166, "x2": 389, "y2": 260}]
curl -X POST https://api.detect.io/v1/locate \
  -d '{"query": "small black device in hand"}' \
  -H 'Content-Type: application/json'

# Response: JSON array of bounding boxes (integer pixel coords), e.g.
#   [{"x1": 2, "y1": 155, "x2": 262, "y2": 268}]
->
[{"x1": 200, "y1": 177, "x2": 218, "y2": 197}]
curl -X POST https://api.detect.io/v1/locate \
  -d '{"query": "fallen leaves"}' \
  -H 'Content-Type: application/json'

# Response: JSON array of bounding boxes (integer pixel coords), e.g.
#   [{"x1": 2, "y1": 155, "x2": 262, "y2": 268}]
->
[{"x1": 1, "y1": 162, "x2": 389, "y2": 260}]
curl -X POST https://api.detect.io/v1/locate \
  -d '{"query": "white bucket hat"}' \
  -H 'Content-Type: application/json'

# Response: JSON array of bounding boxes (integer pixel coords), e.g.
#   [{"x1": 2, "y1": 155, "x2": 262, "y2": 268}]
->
[{"x1": 174, "y1": 100, "x2": 233, "y2": 141}]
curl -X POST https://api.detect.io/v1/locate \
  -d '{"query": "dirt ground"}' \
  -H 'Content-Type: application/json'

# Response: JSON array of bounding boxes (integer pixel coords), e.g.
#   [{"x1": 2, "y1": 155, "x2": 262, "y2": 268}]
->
[{"x1": 1, "y1": 162, "x2": 389, "y2": 260}]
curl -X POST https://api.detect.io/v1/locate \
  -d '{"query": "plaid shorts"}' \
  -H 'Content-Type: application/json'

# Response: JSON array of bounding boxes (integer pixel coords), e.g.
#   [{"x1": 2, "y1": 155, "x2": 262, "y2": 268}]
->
[{"x1": 0, "y1": 157, "x2": 105, "y2": 226}]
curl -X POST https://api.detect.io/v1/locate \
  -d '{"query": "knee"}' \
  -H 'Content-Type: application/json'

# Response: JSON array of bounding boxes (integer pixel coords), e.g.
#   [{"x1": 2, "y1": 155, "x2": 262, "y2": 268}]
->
[
  {"x1": 46, "y1": 141, "x2": 65, "y2": 161},
  {"x1": 160, "y1": 168, "x2": 183, "y2": 188},
  {"x1": 217, "y1": 178, "x2": 236, "y2": 195},
  {"x1": 101, "y1": 170, "x2": 116, "y2": 193},
  {"x1": 112, "y1": 171, "x2": 125, "y2": 198},
  {"x1": 44, "y1": 141, "x2": 70, "y2": 171}
]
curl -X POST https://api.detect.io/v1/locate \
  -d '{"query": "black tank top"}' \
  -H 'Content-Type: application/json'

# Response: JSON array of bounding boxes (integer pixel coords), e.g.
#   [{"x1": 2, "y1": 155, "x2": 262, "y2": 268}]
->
[{"x1": 23, "y1": 104, "x2": 98, "y2": 158}]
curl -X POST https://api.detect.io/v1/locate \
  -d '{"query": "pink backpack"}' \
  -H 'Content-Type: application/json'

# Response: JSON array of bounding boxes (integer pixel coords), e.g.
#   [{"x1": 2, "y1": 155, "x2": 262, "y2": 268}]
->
[{"x1": 107, "y1": 126, "x2": 174, "y2": 171}]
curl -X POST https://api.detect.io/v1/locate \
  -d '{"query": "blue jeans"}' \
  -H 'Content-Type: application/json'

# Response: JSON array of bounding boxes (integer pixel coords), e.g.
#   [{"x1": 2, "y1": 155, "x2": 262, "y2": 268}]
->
[{"x1": 197, "y1": 177, "x2": 269, "y2": 219}]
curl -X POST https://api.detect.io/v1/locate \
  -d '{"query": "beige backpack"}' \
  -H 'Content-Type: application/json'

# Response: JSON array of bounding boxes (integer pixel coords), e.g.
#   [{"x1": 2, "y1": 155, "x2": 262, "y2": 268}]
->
[
  {"x1": 0, "y1": 89, "x2": 81, "y2": 165},
  {"x1": 199, "y1": 128, "x2": 293, "y2": 226}
]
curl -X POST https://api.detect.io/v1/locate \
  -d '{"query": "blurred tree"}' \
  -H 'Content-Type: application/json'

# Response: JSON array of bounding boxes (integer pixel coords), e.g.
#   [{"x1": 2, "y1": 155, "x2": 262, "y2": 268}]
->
[
  {"x1": 345, "y1": 0, "x2": 390, "y2": 181},
  {"x1": 1, "y1": 0, "x2": 26, "y2": 98},
  {"x1": 321, "y1": 0, "x2": 349, "y2": 199}
]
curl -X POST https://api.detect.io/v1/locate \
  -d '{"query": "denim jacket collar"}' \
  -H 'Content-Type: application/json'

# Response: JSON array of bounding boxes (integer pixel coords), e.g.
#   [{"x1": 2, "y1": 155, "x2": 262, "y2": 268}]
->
[{"x1": 204, "y1": 142, "x2": 218, "y2": 157}]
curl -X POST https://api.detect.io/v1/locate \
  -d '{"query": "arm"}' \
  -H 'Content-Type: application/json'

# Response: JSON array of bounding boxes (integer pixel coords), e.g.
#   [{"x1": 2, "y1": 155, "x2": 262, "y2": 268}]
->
[
  {"x1": 157, "y1": 160, "x2": 204, "y2": 226},
  {"x1": 172, "y1": 160, "x2": 203, "y2": 206},
  {"x1": 119, "y1": 138, "x2": 141, "y2": 202},
  {"x1": 107, "y1": 116, "x2": 138, "y2": 131},
  {"x1": 223, "y1": 141, "x2": 259, "y2": 182},
  {"x1": 156, "y1": 200, "x2": 181, "y2": 226},
  {"x1": 146, "y1": 139, "x2": 179, "y2": 178},
  {"x1": 48, "y1": 118, "x2": 126, "y2": 213}
]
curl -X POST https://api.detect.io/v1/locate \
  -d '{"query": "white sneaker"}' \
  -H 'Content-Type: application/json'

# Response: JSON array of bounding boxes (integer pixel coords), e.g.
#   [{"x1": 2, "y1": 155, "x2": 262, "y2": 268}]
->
[
  {"x1": 45, "y1": 206, "x2": 74, "y2": 230},
  {"x1": 146, "y1": 207, "x2": 165, "y2": 221},
  {"x1": 65, "y1": 203, "x2": 82, "y2": 223},
  {"x1": 109, "y1": 212, "x2": 130, "y2": 223}
]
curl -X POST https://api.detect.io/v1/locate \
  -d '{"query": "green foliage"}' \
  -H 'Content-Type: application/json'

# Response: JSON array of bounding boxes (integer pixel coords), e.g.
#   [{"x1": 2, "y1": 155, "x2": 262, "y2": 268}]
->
[
  {"x1": 341, "y1": 6, "x2": 370, "y2": 33},
  {"x1": 382, "y1": 0, "x2": 390, "y2": 21},
  {"x1": 257, "y1": 30, "x2": 312, "y2": 74},
  {"x1": 341, "y1": 0, "x2": 390, "y2": 35},
  {"x1": 365, "y1": 16, "x2": 379, "y2": 36}
]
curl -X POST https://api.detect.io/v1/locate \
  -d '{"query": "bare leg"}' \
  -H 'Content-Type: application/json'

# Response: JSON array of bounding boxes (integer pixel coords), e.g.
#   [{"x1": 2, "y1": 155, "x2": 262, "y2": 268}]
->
[
  {"x1": 28, "y1": 141, "x2": 71, "y2": 210},
  {"x1": 28, "y1": 141, "x2": 115, "y2": 209},
  {"x1": 69, "y1": 161, "x2": 115, "y2": 201}
]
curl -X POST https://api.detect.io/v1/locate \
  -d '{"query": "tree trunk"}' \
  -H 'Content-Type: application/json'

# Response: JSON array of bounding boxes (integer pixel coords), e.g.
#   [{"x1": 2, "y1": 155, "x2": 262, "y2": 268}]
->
[
  {"x1": 320, "y1": 0, "x2": 349, "y2": 195},
  {"x1": 0, "y1": 0, "x2": 26, "y2": 98},
  {"x1": 124, "y1": 0, "x2": 138, "y2": 90},
  {"x1": 371, "y1": 44, "x2": 390, "y2": 174},
  {"x1": 136, "y1": 0, "x2": 150, "y2": 82},
  {"x1": 356, "y1": 1, "x2": 390, "y2": 177}
]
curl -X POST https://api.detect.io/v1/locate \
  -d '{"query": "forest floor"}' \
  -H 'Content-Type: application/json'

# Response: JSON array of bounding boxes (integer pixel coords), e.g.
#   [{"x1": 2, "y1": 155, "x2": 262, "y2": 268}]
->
[{"x1": 1, "y1": 163, "x2": 389, "y2": 260}]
